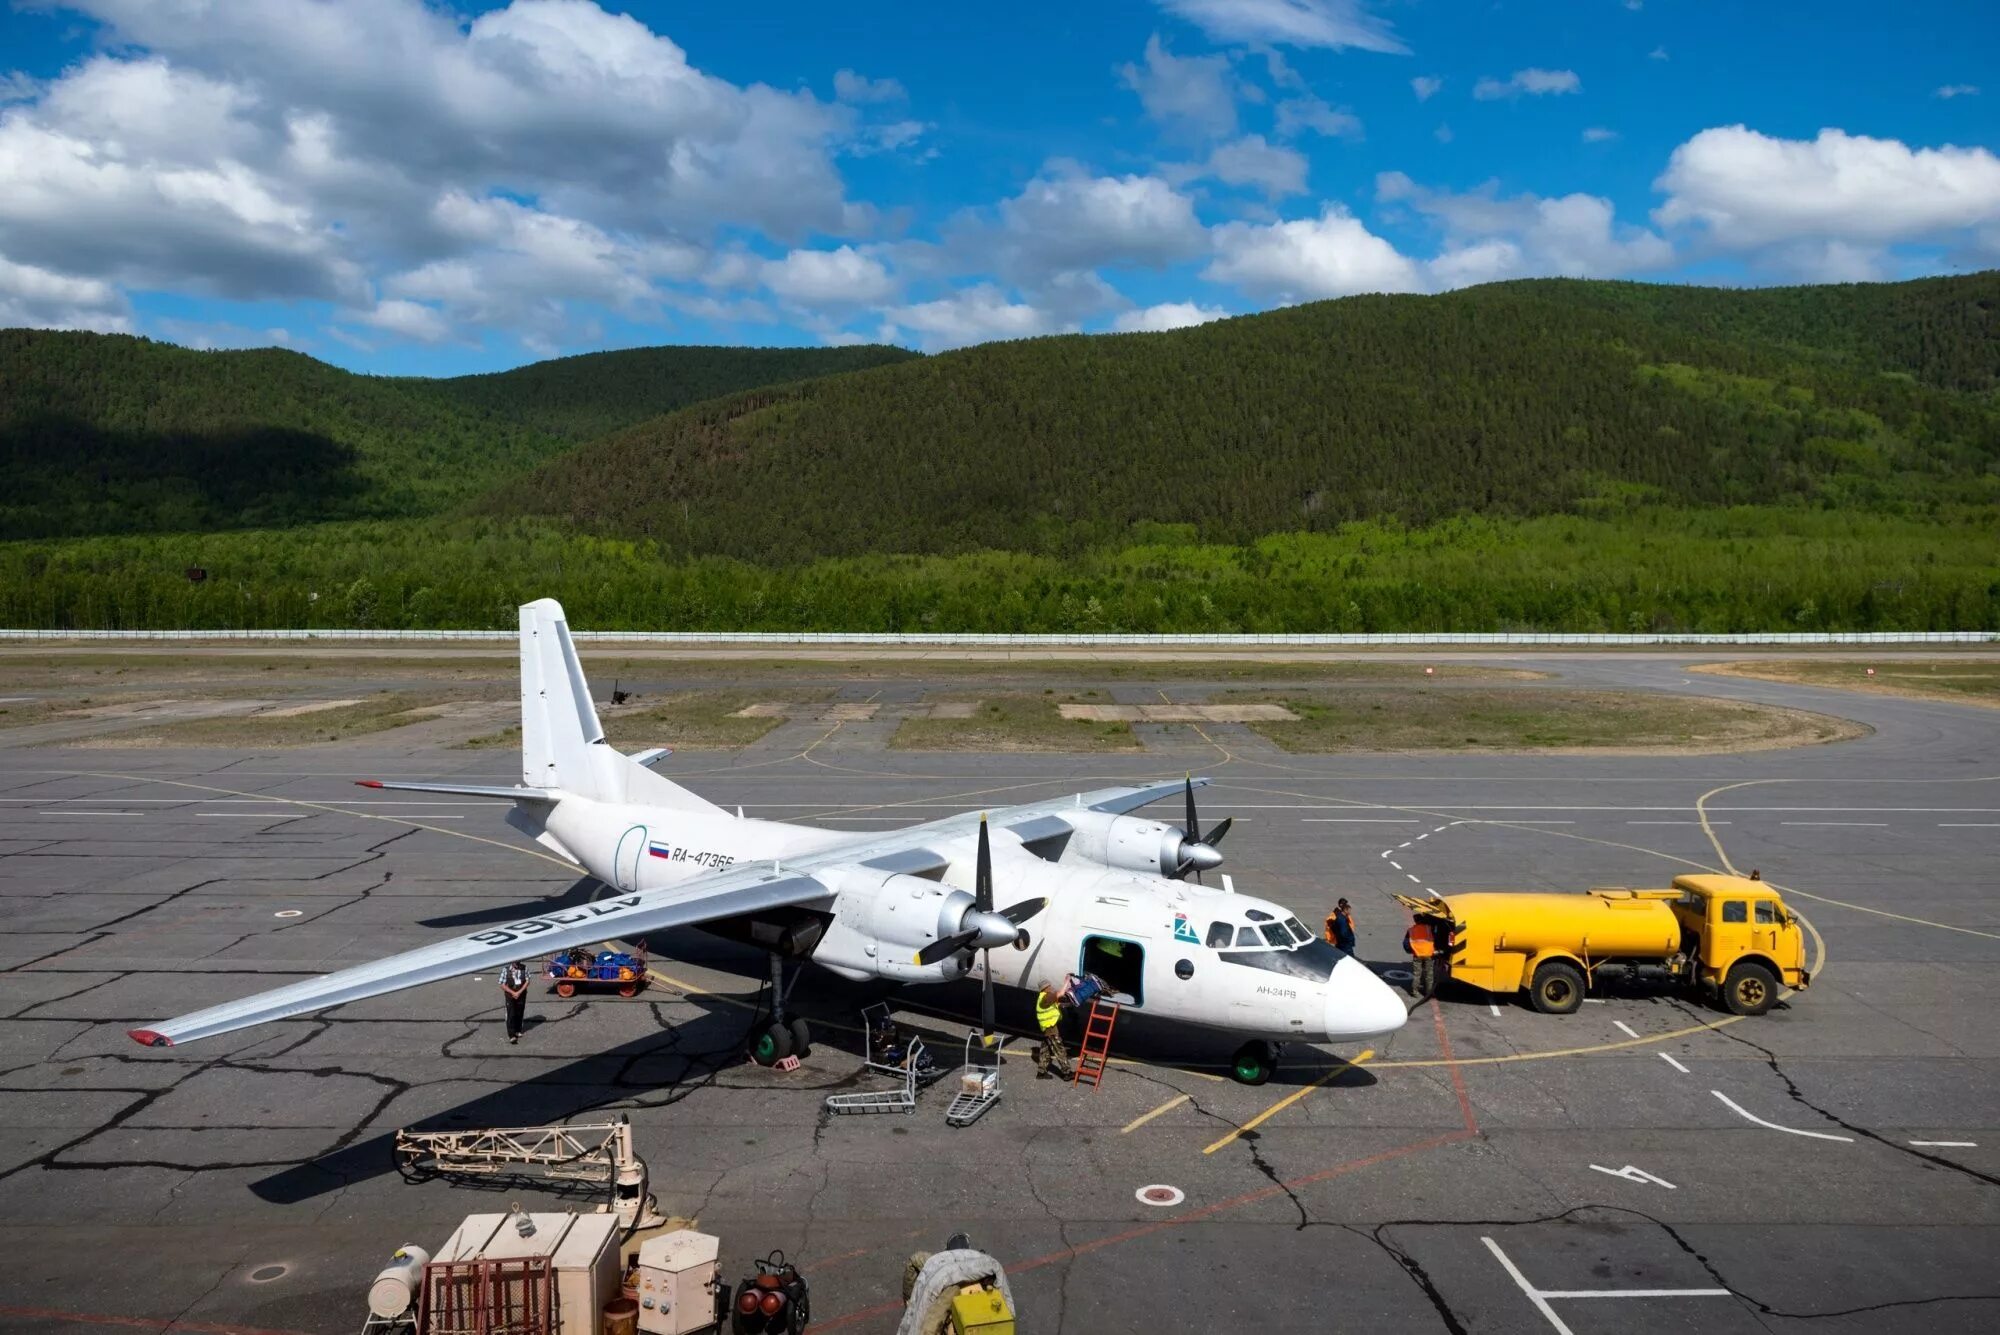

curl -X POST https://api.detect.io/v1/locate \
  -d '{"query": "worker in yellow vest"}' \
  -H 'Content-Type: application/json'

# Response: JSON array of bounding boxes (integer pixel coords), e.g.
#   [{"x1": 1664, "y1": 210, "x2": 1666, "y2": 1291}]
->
[
  {"x1": 1032, "y1": 983, "x2": 1072, "y2": 1080},
  {"x1": 1403, "y1": 921, "x2": 1437, "y2": 999}
]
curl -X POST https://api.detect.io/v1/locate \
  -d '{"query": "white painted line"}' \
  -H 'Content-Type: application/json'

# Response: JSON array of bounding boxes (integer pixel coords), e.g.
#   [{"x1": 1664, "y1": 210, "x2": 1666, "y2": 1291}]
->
[
  {"x1": 1397, "y1": 841, "x2": 1412, "y2": 849},
  {"x1": 1613, "y1": 1020, "x2": 1639, "y2": 1039},
  {"x1": 1389, "y1": 861, "x2": 1403, "y2": 870},
  {"x1": 1379, "y1": 849, "x2": 1393, "y2": 858},
  {"x1": 1487, "y1": 1002, "x2": 1502, "y2": 1018},
  {"x1": 1406, "y1": 873, "x2": 1422, "y2": 883},
  {"x1": 1483, "y1": 1237, "x2": 1576, "y2": 1335},
  {"x1": 273, "y1": 910, "x2": 303, "y2": 919},
  {"x1": 1629, "y1": 820, "x2": 1727, "y2": 826},
  {"x1": 1483, "y1": 1235, "x2": 1729, "y2": 1335},
  {"x1": 1909, "y1": 1140, "x2": 1977, "y2": 1147},
  {"x1": 3, "y1": 797, "x2": 505, "y2": 806},
  {"x1": 1780, "y1": 821, "x2": 1886, "y2": 827},
  {"x1": 46, "y1": 811, "x2": 137, "y2": 817},
  {"x1": 1711, "y1": 1090, "x2": 1853, "y2": 1142},
  {"x1": 1582, "y1": 998, "x2": 1606, "y2": 1004},
  {"x1": 1415, "y1": 833, "x2": 1430, "y2": 840},
  {"x1": 1938, "y1": 824, "x2": 2000, "y2": 828},
  {"x1": 1659, "y1": 1053, "x2": 1689, "y2": 1074},
  {"x1": 197, "y1": 812, "x2": 303, "y2": 820},
  {"x1": 1302, "y1": 818, "x2": 1419, "y2": 823},
  {"x1": 1590, "y1": 1163, "x2": 1676, "y2": 1189},
  {"x1": 1134, "y1": 1184, "x2": 1185, "y2": 1207}
]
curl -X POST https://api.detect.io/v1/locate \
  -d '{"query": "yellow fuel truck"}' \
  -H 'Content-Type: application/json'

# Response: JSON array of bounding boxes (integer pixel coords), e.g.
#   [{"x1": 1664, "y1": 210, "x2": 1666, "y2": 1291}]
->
[{"x1": 1395, "y1": 873, "x2": 1810, "y2": 1016}]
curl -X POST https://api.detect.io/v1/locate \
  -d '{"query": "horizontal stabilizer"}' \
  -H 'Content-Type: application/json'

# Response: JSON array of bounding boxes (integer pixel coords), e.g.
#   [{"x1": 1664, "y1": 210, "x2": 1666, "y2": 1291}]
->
[{"x1": 355, "y1": 779, "x2": 556, "y2": 803}]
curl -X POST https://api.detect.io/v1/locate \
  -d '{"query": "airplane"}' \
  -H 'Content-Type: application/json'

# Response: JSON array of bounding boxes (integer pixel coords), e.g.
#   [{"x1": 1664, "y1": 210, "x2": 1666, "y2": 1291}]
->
[{"x1": 129, "y1": 599, "x2": 1407, "y2": 1084}]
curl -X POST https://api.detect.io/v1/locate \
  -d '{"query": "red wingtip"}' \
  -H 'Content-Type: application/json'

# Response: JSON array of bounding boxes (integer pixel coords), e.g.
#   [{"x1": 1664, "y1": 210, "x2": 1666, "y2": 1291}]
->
[
  {"x1": 127, "y1": 1029, "x2": 172, "y2": 1048},
  {"x1": 355, "y1": 780, "x2": 384, "y2": 788}
]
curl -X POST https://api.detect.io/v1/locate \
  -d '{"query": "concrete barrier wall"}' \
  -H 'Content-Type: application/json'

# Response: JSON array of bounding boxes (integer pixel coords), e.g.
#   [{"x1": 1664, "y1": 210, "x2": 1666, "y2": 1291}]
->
[{"x1": 1, "y1": 629, "x2": 1992, "y2": 646}]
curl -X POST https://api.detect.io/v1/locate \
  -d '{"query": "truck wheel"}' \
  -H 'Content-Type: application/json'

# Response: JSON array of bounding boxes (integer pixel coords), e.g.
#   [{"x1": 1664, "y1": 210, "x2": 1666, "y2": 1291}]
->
[
  {"x1": 751, "y1": 1023, "x2": 793, "y2": 1066},
  {"x1": 1722, "y1": 961, "x2": 1778, "y2": 1016},
  {"x1": 1230, "y1": 1040, "x2": 1274, "y2": 1086},
  {"x1": 1529, "y1": 961, "x2": 1585, "y2": 1015}
]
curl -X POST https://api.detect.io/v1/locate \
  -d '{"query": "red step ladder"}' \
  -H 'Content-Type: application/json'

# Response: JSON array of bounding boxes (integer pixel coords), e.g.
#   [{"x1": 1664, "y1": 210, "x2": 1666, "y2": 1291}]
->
[{"x1": 1071, "y1": 998, "x2": 1120, "y2": 1090}]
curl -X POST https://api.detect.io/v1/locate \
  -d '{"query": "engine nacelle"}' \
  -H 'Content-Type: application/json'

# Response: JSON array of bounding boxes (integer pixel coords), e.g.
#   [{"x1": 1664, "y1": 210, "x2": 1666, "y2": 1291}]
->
[
  {"x1": 1061, "y1": 811, "x2": 1195, "y2": 877},
  {"x1": 810, "y1": 866, "x2": 975, "y2": 983}
]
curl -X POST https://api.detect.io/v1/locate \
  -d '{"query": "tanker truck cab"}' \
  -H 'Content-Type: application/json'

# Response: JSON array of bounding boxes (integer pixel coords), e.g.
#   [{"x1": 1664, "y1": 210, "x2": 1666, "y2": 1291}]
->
[{"x1": 1668, "y1": 874, "x2": 1811, "y2": 1016}]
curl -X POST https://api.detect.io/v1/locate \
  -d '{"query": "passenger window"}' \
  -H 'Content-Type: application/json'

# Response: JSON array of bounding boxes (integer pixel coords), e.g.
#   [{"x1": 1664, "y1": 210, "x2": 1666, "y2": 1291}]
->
[
  {"x1": 1206, "y1": 921, "x2": 1233, "y2": 949},
  {"x1": 1754, "y1": 901, "x2": 1779, "y2": 925},
  {"x1": 1235, "y1": 926, "x2": 1260, "y2": 948},
  {"x1": 1722, "y1": 900, "x2": 1748, "y2": 923}
]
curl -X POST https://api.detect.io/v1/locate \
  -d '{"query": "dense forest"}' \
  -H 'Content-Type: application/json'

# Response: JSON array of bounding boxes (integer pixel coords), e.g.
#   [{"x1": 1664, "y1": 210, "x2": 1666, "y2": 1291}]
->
[
  {"x1": 0, "y1": 332, "x2": 911, "y2": 538},
  {"x1": 483, "y1": 275, "x2": 2000, "y2": 561},
  {"x1": 2, "y1": 274, "x2": 1996, "y2": 633}
]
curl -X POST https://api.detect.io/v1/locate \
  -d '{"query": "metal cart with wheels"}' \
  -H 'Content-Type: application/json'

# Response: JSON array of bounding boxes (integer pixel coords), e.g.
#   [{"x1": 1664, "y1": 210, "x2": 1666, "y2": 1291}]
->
[
  {"x1": 944, "y1": 1034, "x2": 1002, "y2": 1128},
  {"x1": 824, "y1": 1038, "x2": 929, "y2": 1116}
]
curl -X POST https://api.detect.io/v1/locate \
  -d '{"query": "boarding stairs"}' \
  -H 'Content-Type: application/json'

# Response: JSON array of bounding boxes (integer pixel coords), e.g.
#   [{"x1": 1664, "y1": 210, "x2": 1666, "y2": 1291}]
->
[{"x1": 1071, "y1": 998, "x2": 1120, "y2": 1091}]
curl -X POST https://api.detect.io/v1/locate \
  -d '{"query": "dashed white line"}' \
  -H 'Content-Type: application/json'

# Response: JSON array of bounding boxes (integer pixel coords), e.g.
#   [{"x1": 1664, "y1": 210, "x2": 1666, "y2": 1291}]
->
[
  {"x1": 1582, "y1": 998, "x2": 1606, "y2": 1004},
  {"x1": 1389, "y1": 861, "x2": 1404, "y2": 870},
  {"x1": 1711, "y1": 1090, "x2": 1853, "y2": 1142},
  {"x1": 1613, "y1": 1020, "x2": 1639, "y2": 1039},
  {"x1": 1781, "y1": 821, "x2": 1887, "y2": 827},
  {"x1": 1415, "y1": 833, "x2": 1431, "y2": 840},
  {"x1": 197, "y1": 812, "x2": 304, "y2": 819},
  {"x1": 1302, "y1": 818, "x2": 1419, "y2": 823},
  {"x1": 1908, "y1": 1140, "x2": 1977, "y2": 1147},
  {"x1": 1938, "y1": 824, "x2": 2000, "y2": 828},
  {"x1": 1488, "y1": 1002, "x2": 1502, "y2": 1018},
  {"x1": 45, "y1": 811, "x2": 137, "y2": 817},
  {"x1": 1397, "y1": 841, "x2": 1413, "y2": 849},
  {"x1": 1629, "y1": 820, "x2": 1727, "y2": 826},
  {"x1": 1658, "y1": 1053, "x2": 1689, "y2": 1074},
  {"x1": 1406, "y1": 873, "x2": 1422, "y2": 883}
]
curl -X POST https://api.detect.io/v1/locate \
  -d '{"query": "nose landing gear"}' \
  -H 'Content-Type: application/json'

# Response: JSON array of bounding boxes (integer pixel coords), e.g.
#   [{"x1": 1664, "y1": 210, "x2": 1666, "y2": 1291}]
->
[{"x1": 1229, "y1": 1040, "x2": 1277, "y2": 1086}]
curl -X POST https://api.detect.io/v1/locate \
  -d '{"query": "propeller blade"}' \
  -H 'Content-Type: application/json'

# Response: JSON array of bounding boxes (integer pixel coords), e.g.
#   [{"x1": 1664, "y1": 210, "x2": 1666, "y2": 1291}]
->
[
  {"x1": 999, "y1": 896, "x2": 1048, "y2": 926},
  {"x1": 915, "y1": 929, "x2": 979, "y2": 966},
  {"x1": 980, "y1": 948, "x2": 995, "y2": 1036},
  {"x1": 1202, "y1": 816, "x2": 1234, "y2": 847},
  {"x1": 1183, "y1": 773, "x2": 1201, "y2": 846},
  {"x1": 975, "y1": 814, "x2": 992, "y2": 915}
]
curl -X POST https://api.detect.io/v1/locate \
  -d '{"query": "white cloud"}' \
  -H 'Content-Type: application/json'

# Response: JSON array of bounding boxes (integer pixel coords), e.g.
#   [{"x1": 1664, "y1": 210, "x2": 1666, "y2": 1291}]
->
[
  {"x1": 762, "y1": 245, "x2": 896, "y2": 307},
  {"x1": 1112, "y1": 301, "x2": 1228, "y2": 332},
  {"x1": 1119, "y1": 35, "x2": 1237, "y2": 140},
  {"x1": 1435, "y1": 123, "x2": 1453, "y2": 143},
  {"x1": 1205, "y1": 206, "x2": 1423, "y2": 302},
  {"x1": 0, "y1": 254, "x2": 131, "y2": 331},
  {"x1": 353, "y1": 297, "x2": 452, "y2": 343},
  {"x1": 1153, "y1": 0, "x2": 1406, "y2": 53},
  {"x1": 1583, "y1": 127, "x2": 1618, "y2": 143},
  {"x1": 994, "y1": 167, "x2": 1208, "y2": 272},
  {"x1": 1187, "y1": 134, "x2": 1309, "y2": 198},
  {"x1": 1474, "y1": 69, "x2": 1581, "y2": 100},
  {"x1": 1936, "y1": 84, "x2": 1980, "y2": 99},
  {"x1": 1411, "y1": 76, "x2": 1442, "y2": 102},
  {"x1": 1649, "y1": 46, "x2": 1669, "y2": 61},
  {"x1": 1654, "y1": 125, "x2": 2000, "y2": 249},
  {"x1": 847, "y1": 120, "x2": 930, "y2": 157},
  {"x1": 1379, "y1": 171, "x2": 1672, "y2": 283},
  {"x1": 834, "y1": 69, "x2": 905, "y2": 103},
  {"x1": 155, "y1": 317, "x2": 299, "y2": 349},
  {"x1": 884, "y1": 284, "x2": 1064, "y2": 351},
  {"x1": 1274, "y1": 95, "x2": 1362, "y2": 140},
  {"x1": 0, "y1": 72, "x2": 44, "y2": 104}
]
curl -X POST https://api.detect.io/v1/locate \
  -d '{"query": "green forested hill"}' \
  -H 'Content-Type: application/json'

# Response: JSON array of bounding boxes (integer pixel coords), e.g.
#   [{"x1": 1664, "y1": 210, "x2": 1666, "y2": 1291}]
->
[
  {"x1": 423, "y1": 343, "x2": 918, "y2": 441},
  {"x1": 484, "y1": 275, "x2": 2000, "y2": 561},
  {"x1": 0, "y1": 332, "x2": 912, "y2": 539}
]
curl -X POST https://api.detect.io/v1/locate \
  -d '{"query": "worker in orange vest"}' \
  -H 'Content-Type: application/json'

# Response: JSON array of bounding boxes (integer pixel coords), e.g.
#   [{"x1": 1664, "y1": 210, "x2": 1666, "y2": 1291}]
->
[{"x1": 1402, "y1": 920, "x2": 1437, "y2": 999}]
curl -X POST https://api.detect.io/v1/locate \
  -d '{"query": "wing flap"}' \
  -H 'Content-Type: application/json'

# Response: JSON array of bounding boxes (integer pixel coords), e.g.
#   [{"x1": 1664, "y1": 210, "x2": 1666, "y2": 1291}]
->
[
  {"x1": 355, "y1": 780, "x2": 556, "y2": 803},
  {"x1": 130, "y1": 868, "x2": 829, "y2": 1047}
]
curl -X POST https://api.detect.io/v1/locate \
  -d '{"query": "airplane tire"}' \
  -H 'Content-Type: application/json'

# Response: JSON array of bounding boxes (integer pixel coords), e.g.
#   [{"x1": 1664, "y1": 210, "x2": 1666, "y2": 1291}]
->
[
  {"x1": 751, "y1": 1023, "x2": 793, "y2": 1067},
  {"x1": 1230, "y1": 1040, "x2": 1274, "y2": 1086},
  {"x1": 788, "y1": 1017, "x2": 813, "y2": 1059},
  {"x1": 1529, "y1": 960, "x2": 1585, "y2": 1015},
  {"x1": 1722, "y1": 961, "x2": 1778, "y2": 1016}
]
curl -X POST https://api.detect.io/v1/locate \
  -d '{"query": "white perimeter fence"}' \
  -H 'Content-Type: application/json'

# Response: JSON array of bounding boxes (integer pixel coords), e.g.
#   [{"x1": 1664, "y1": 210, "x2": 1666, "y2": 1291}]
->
[{"x1": 0, "y1": 629, "x2": 1992, "y2": 646}]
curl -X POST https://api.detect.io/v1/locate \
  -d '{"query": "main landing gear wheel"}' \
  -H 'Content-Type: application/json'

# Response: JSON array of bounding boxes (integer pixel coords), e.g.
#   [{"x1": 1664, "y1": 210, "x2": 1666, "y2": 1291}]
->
[
  {"x1": 751, "y1": 1023, "x2": 794, "y2": 1067},
  {"x1": 1230, "y1": 1040, "x2": 1275, "y2": 1086},
  {"x1": 1530, "y1": 960, "x2": 1585, "y2": 1015},
  {"x1": 1722, "y1": 960, "x2": 1778, "y2": 1016},
  {"x1": 787, "y1": 1017, "x2": 813, "y2": 1059}
]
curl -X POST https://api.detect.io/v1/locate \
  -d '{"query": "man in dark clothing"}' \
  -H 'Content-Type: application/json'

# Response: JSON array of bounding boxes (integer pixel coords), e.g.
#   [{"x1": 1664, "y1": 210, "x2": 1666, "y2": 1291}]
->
[
  {"x1": 501, "y1": 960, "x2": 528, "y2": 1043},
  {"x1": 1325, "y1": 899, "x2": 1357, "y2": 952}
]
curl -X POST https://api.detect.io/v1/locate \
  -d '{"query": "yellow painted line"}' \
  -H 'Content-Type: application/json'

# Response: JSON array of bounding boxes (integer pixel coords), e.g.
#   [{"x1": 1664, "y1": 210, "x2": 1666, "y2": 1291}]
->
[
  {"x1": 1204, "y1": 1048, "x2": 1372, "y2": 1155},
  {"x1": 1121, "y1": 1093, "x2": 1190, "y2": 1134}
]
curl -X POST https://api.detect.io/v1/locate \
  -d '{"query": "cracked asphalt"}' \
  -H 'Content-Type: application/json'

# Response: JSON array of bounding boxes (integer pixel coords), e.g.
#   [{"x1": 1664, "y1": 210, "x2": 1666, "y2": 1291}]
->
[{"x1": 0, "y1": 652, "x2": 1996, "y2": 1333}]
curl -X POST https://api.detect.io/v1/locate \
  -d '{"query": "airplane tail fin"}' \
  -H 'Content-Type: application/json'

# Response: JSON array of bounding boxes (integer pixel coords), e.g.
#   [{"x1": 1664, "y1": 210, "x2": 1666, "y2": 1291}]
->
[{"x1": 518, "y1": 599, "x2": 724, "y2": 814}]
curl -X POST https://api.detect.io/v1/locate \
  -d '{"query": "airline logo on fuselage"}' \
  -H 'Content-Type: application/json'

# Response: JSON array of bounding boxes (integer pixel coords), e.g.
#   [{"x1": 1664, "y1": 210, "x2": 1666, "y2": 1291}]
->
[
  {"x1": 1172, "y1": 912, "x2": 1200, "y2": 944},
  {"x1": 469, "y1": 895, "x2": 642, "y2": 947}
]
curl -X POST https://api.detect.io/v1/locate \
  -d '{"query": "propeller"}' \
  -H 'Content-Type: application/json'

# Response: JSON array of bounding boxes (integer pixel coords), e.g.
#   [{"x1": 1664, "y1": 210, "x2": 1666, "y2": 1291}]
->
[
  {"x1": 1171, "y1": 774, "x2": 1234, "y2": 881},
  {"x1": 912, "y1": 816, "x2": 1048, "y2": 1037}
]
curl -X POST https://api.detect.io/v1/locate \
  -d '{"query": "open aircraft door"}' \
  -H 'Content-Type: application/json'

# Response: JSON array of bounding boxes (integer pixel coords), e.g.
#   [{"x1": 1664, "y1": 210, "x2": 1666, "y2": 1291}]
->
[{"x1": 614, "y1": 825, "x2": 647, "y2": 893}]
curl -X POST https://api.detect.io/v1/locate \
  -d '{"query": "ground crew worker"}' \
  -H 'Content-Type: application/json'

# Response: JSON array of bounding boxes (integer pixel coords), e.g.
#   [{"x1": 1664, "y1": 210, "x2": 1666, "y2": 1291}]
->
[
  {"x1": 1033, "y1": 982, "x2": 1072, "y2": 1080},
  {"x1": 501, "y1": 960, "x2": 528, "y2": 1044},
  {"x1": 1325, "y1": 898, "x2": 1357, "y2": 952},
  {"x1": 1403, "y1": 919, "x2": 1437, "y2": 998}
]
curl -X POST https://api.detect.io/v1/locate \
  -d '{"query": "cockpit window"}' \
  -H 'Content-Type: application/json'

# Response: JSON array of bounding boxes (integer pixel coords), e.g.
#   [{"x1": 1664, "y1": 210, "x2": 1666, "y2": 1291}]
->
[
  {"x1": 1245, "y1": 909, "x2": 1274, "y2": 922},
  {"x1": 1206, "y1": 921, "x2": 1233, "y2": 949},
  {"x1": 1260, "y1": 924, "x2": 1293, "y2": 948},
  {"x1": 1234, "y1": 926, "x2": 1260, "y2": 948},
  {"x1": 1219, "y1": 938, "x2": 1344, "y2": 983},
  {"x1": 1284, "y1": 917, "x2": 1311, "y2": 944}
]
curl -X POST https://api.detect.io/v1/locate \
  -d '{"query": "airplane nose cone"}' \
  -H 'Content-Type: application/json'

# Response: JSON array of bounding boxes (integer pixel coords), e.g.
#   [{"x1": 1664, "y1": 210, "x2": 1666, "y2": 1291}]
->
[
  {"x1": 1324, "y1": 956, "x2": 1410, "y2": 1041},
  {"x1": 1182, "y1": 841, "x2": 1224, "y2": 872}
]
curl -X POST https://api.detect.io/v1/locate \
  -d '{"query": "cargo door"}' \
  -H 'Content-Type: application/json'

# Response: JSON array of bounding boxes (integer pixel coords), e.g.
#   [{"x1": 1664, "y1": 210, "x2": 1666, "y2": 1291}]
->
[{"x1": 614, "y1": 825, "x2": 647, "y2": 893}]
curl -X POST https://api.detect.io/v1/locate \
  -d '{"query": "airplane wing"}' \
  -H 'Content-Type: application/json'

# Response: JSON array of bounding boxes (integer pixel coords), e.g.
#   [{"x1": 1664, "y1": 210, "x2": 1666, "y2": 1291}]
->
[
  {"x1": 129, "y1": 776, "x2": 1205, "y2": 1049},
  {"x1": 129, "y1": 864, "x2": 829, "y2": 1048}
]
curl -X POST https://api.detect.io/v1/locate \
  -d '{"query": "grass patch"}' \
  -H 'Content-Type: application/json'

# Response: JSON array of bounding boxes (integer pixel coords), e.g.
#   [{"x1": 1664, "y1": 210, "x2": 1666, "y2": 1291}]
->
[
  {"x1": 101, "y1": 691, "x2": 456, "y2": 747},
  {"x1": 595, "y1": 688, "x2": 835, "y2": 750},
  {"x1": 1227, "y1": 687, "x2": 1866, "y2": 753},
  {"x1": 1690, "y1": 660, "x2": 2000, "y2": 708},
  {"x1": 891, "y1": 691, "x2": 1141, "y2": 752}
]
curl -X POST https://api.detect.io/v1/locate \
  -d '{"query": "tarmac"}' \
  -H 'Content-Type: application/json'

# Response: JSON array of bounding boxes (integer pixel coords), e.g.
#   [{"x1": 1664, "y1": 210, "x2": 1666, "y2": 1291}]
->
[{"x1": 0, "y1": 653, "x2": 1995, "y2": 1333}]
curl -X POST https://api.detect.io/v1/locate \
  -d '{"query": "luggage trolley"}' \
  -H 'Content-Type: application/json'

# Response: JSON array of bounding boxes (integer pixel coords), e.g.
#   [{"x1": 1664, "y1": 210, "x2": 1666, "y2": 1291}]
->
[
  {"x1": 823, "y1": 1037, "x2": 929, "y2": 1116},
  {"x1": 944, "y1": 1033, "x2": 1003, "y2": 1128}
]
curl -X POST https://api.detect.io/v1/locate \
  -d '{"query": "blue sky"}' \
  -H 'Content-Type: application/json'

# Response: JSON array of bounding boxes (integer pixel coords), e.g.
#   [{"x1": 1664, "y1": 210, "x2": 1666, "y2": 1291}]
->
[{"x1": 1, "y1": 0, "x2": 1994, "y2": 373}]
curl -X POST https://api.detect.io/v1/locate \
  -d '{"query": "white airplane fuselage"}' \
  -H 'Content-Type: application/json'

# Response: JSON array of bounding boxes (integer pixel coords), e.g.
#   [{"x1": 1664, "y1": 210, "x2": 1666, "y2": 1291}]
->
[{"x1": 535, "y1": 793, "x2": 1405, "y2": 1045}]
